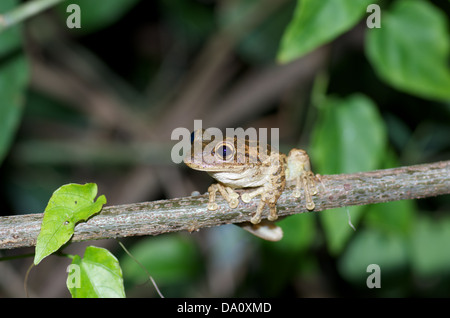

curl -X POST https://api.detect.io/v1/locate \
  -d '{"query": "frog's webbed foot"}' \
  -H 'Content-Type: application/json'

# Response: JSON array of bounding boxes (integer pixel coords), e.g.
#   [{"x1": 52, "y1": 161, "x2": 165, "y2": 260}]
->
[
  {"x1": 241, "y1": 188, "x2": 278, "y2": 224},
  {"x1": 249, "y1": 201, "x2": 277, "y2": 224},
  {"x1": 293, "y1": 171, "x2": 318, "y2": 210},
  {"x1": 207, "y1": 183, "x2": 239, "y2": 211}
]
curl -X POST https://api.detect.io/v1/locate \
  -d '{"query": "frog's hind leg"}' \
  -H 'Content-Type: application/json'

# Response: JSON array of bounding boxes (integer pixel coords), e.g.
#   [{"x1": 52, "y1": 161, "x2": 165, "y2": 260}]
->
[
  {"x1": 207, "y1": 183, "x2": 239, "y2": 211},
  {"x1": 250, "y1": 200, "x2": 278, "y2": 224},
  {"x1": 250, "y1": 199, "x2": 266, "y2": 224},
  {"x1": 267, "y1": 203, "x2": 278, "y2": 222},
  {"x1": 241, "y1": 188, "x2": 265, "y2": 204}
]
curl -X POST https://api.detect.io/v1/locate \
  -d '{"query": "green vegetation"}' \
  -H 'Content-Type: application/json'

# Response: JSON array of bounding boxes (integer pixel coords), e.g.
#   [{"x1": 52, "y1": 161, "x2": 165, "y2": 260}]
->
[{"x1": 0, "y1": 0, "x2": 449, "y2": 297}]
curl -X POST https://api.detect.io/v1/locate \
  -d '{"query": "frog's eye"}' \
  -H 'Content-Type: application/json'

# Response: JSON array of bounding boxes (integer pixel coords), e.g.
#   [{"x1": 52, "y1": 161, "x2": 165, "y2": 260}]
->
[
  {"x1": 214, "y1": 142, "x2": 234, "y2": 161},
  {"x1": 190, "y1": 131, "x2": 195, "y2": 144}
]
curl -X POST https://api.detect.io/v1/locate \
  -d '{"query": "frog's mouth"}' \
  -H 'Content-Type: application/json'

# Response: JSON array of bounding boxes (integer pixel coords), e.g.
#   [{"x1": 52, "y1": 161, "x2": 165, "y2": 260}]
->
[
  {"x1": 183, "y1": 157, "x2": 244, "y2": 173},
  {"x1": 185, "y1": 163, "x2": 244, "y2": 173}
]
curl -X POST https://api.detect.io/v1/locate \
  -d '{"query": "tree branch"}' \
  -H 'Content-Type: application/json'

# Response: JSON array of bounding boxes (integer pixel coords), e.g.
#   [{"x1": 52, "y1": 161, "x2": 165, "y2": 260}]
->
[{"x1": 1, "y1": 160, "x2": 449, "y2": 250}]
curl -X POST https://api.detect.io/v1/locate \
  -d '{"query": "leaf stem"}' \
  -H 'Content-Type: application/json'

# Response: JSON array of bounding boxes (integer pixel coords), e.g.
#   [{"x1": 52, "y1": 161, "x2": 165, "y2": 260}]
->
[
  {"x1": 55, "y1": 252, "x2": 75, "y2": 259},
  {"x1": 116, "y1": 240, "x2": 164, "y2": 298}
]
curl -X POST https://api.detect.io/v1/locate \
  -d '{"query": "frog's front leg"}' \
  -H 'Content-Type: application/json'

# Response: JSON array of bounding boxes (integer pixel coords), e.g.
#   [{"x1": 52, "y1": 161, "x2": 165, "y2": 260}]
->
[
  {"x1": 207, "y1": 183, "x2": 239, "y2": 210},
  {"x1": 287, "y1": 149, "x2": 318, "y2": 210},
  {"x1": 302, "y1": 171, "x2": 318, "y2": 209}
]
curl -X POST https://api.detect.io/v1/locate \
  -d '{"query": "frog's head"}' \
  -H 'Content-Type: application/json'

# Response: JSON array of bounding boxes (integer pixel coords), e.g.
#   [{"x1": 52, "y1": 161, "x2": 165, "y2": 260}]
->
[{"x1": 183, "y1": 129, "x2": 253, "y2": 172}]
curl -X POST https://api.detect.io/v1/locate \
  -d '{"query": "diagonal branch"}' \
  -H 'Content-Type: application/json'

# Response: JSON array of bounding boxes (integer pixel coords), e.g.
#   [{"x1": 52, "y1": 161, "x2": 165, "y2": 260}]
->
[
  {"x1": 0, "y1": 0, "x2": 67, "y2": 33},
  {"x1": 1, "y1": 160, "x2": 449, "y2": 250}
]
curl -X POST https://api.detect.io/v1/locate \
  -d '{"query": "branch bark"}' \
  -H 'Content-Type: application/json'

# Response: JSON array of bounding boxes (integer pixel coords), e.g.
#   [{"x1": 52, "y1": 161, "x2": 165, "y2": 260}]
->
[{"x1": 1, "y1": 160, "x2": 449, "y2": 250}]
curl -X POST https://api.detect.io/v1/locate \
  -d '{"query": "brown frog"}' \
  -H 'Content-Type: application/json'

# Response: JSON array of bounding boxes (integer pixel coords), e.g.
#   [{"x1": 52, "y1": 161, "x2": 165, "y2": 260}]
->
[{"x1": 184, "y1": 129, "x2": 317, "y2": 240}]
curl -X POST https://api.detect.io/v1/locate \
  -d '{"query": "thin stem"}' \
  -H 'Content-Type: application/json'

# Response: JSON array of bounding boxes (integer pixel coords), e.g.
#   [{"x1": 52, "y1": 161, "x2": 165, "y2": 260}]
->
[
  {"x1": 116, "y1": 240, "x2": 164, "y2": 298},
  {"x1": 0, "y1": 0, "x2": 67, "y2": 33}
]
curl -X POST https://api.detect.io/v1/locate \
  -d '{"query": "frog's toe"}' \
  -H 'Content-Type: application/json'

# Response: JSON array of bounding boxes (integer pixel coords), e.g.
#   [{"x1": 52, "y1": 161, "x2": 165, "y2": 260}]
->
[
  {"x1": 306, "y1": 201, "x2": 315, "y2": 210},
  {"x1": 250, "y1": 215, "x2": 261, "y2": 224},
  {"x1": 207, "y1": 202, "x2": 219, "y2": 210},
  {"x1": 241, "y1": 193, "x2": 252, "y2": 203},
  {"x1": 292, "y1": 189, "x2": 301, "y2": 198},
  {"x1": 268, "y1": 214, "x2": 278, "y2": 222},
  {"x1": 228, "y1": 198, "x2": 239, "y2": 209}
]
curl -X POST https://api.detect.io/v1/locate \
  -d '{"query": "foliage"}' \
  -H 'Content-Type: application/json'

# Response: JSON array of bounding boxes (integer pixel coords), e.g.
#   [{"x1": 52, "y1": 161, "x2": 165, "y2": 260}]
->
[
  {"x1": 68, "y1": 246, "x2": 125, "y2": 298},
  {"x1": 0, "y1": 0, "x2": 449, "y2": 297},
  {"x1": 365, "y1": 0, "x2": 450, "y2": 101},
  {"x1": 0, "y1": 0, "x2": 29, "y2": 165},
  {"x1": 311, "y1": 94, "x2": 387, "y2": 254},
  {"x1": 34, "y1": 183, "x2": 106, "y2": 265},
  {"x1": 32, "y1": 183, "x2": 121, "y2": 297},
  {"x1": 278, "y1": 0, "x2": 374, "y2": 63}
]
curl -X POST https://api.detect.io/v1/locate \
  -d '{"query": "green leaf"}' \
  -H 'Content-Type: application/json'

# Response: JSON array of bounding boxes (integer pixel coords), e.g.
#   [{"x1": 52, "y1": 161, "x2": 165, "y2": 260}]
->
[
  {"x1": 0, "y1": 0, "x2": 29, "y2": 166},
  {"x1": 68, "y1": 246, "x2": 125, "y2": 298},
  {"x1": 277, "y1": 213, "x2": 315, "y2": 252},
  {"x1": 120, "y1": 235, "x2": 200, "y2": 286},
  {"x1": 366, "y1": 0, "x2": 450, "y2": 101},
  {"x1": 311, "y1": 94, "x2": 387, "y2": 254},
  {"x1": 338, "y1": 228, "x2": 409, "y2": 287},
  {"x1": 411, "y1": 215, "x2": 450, "y2": 277},
  {"x1": 311, "y1": 93, "x2": 387, "y2": 174},
  {"x1": 277, "y1": 0, "x2": 374, "y2": 63},
  {"x1": 34, "y1": 183, "x2": 107, "y2": 265}
]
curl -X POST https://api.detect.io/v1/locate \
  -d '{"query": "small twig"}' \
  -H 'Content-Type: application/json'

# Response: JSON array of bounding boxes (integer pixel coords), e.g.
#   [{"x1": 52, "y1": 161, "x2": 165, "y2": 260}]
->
[
  {"x1": 0, "y1": 160, "x2": 449, "y2": 250},
  {"x1": 0, "y1": 0, "x2": 66, "y2": 33},
  {"x1": 116, "y1": 240, "x2": 164, "y2": 298}
]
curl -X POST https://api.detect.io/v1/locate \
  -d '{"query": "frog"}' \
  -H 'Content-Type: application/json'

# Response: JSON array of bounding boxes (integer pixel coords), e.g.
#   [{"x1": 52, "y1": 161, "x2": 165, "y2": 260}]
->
[{"x1": 184, "y1": 129, "x2": 317, "y2": 240}]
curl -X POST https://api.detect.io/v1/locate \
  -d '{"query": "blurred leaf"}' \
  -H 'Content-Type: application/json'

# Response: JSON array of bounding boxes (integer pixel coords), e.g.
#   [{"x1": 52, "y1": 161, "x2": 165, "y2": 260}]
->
[
  {"x1": 56, "y1": 0, "x2": 140, "y2": 34},
  {"x1": 255, "y1": 213, "x2": 316, "y2": 296},
  {"x1": 121, "y1": 235, "x2": 200, "y2": 286},
  {"x1": 0, "y1": 0, "x2": 29, "y2": 166},
  {"x1": 364, "y1": 199, "x2": 415, "y2": 237},
  {"x1": 277, "y1": 213, "x2": 315, "y2": 252},
  {"x1": 411, "y1": 215, "x2": 450, "y2": 277},
  {"x1": 277, "y1": 0, "x2": 374, "y2": 63},
  {"x1": 366, "y1": 0, "x2": 450, "y2": 101},
  {"x1": 219, "y1": 0, "x2": 295, "y2": 64},
  {"x1": 34, "y1": 183, "x2": 107, "y2": 265},
  {"x1": 338, "y1": 228, "x2": 409, "y2": 287},
  {"x1": 364, "y1": 150, "x2": 416, "y2": 236},
  {"x1": 311, "y1": 94, "x2": 387, "y2": 254},
  {"x1": 0, "y1": 0, "x2": 22, "y2": 55},
  {"x1": 311, "y1": 94, "x2": 387, "y2": 174},
  {"x1": 160, "y1": 0, "x2": 214, "y2": 42},
  {"x1": 68, "y1": 246, "x2": 125, "y2": 298}
]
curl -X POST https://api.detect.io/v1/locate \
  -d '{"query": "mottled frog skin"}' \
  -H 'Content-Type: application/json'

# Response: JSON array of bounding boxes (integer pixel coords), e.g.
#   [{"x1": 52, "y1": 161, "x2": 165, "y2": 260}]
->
[{"x1": 184, "y1": 129, "x2": 317, "y2": 238}]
